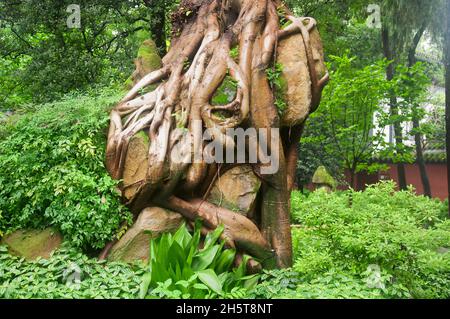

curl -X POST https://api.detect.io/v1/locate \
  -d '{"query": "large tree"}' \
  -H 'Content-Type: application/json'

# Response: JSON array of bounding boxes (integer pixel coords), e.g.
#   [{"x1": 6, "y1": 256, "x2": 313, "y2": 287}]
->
[
  {"x1": 381, "y1": 0, "x2": 443, "y2": 195},
  {"x1": 0, "y1": 0, "x2": 152, "y2": 105},
  {"x1": 445, "y1": 0, "x2": 450, "y2": 215},
  {"x1": 104, "y1": 0, "x2": 329, "y2": 268}
]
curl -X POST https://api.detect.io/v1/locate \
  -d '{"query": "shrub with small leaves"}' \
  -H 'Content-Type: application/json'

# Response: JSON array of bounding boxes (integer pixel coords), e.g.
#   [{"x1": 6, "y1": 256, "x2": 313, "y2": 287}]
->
[
  {"x1": 0, "y1": 245, "x2": 144, "y2": 299},
  {"x1": 0, "y1": 88, "x2": 132, "y2": 249},
  {"x1": 290, "y1": 182, "x2": 450, "y2": 299}
]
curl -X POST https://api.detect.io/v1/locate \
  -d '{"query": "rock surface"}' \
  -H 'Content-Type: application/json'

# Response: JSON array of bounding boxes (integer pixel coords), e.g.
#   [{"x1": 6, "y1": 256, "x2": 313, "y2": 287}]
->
[
  {"x1": 312, "y1": 166, "x2": 337, "y2": 191},
  {"x1": 207, "y1": 165, "x2": 261, "y2": 217},
  {"x1": 108, "y1": 207, "x2": 184, "y2": 263},
  {"x1": 125, "y1": 39, "x2": 162, "y2": 89},
  {"x1": 277, "y1": 23, "x2": 327, "y2": 127},
  {"x1": 122, "y1": 131, "x2": 150, "y2": 201},
  {"x1": 1, "y1": 228, "x2": 63, "y2": 260}
]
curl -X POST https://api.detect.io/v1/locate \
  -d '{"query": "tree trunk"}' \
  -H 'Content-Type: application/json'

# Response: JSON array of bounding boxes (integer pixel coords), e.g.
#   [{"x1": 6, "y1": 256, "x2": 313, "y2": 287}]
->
[
  {"x1": 104, "y1": 0, "x2": 328, "y2": 268},
  {"x1": 413, "y1": 118, "x2": 432, "y2": 197},
  {"x1": 350, "y1": 170, "x2": 355, "y2": 190},
  {"x1": 409, "y1": 24, "x2": 432, "y2": 198},
  {"x1": 445, "y1": 0, "x2": 450, "y2": 216},
  {"x1": 382, "y1": 27, "x2": 407, "y2": 190},
  {"x1": 144, "y1": 0, "x2": 167, "y2": 56}
]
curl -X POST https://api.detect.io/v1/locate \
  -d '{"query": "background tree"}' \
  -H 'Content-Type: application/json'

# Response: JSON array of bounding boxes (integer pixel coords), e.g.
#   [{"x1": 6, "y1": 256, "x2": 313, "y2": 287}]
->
[
  {"x1": 317, "y1": 55, "x2": 391, "y2": 188},
  {"x1": 445, "y1": 0, "x2": 450, "y2": 215},
  {"x1": 395, "y1": 63, "x2": 433, "y2": 197},
  {"x1": 380, "y1": 0, "x2": 444, "y2": 193},
  {"x1": 0, "y1": 0, "x2": 152, "y2": 106}
]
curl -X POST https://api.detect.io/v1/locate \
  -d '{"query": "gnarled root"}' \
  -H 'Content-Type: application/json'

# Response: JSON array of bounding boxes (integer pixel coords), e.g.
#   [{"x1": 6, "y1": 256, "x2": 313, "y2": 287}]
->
[
  {"x1": 159, "y1": 196, "x2": 276, "y2": 268},
  {"x1": 104, "y1": 0, "x2": 328, "y2": 268}
]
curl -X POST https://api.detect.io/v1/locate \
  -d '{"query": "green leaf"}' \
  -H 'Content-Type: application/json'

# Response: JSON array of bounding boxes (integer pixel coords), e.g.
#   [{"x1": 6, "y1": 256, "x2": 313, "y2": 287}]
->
[
  {"x1": 139, "y1": 273, "x2": 151, "y2": 299},
  {"x1": 197, "y1": 269, "x2": 223, "y2": 295},
  {"x1": 173, "y1": 223, "x2": 192, "y2": 249},
  {"x1": 204, "y1": 224, "x2": 225, "y2": 250},
  {"x1": 215, "y1": 249, "x2": 236, "y2": 274},
  {"x1": 192, "y1": 245, "x2": 221, "y2": 271}
]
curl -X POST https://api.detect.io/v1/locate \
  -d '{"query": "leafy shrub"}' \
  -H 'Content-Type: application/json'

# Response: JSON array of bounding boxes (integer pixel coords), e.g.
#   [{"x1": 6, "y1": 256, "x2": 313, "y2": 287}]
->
[
  {"x1": 250, "y1": 268, "x2": 390, "y2": 299},
  {"x1": 0, "y1": 245, "x2": 144, "y2": 299},
  {"x1": 0, "y1": 88, "x2": 131, "y2": 249},
  {"x1": 290, "y1": 182, "x2": 450, "y2": 299},
  {"x1": 139, "y1": 222, "x2": 259, "y2": 299}
]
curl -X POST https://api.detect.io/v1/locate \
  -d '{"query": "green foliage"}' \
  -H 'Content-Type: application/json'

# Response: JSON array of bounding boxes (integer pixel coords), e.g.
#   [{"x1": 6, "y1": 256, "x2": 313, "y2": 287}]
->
[
  {"x1": 251, "y1": 268, "x2": 390, "y2": 299},
  {"x1": 310, "y1": 54, "x2": 401, "y2": 183},
  {"x1": 229, "y1": 47, "x2": 239, "y2": 61},
  {"x1": 425, "y1": 95, "x2": 445, "y2": 150},
  {"x1": 0, "y1": 0, "x2": 151, "y2": 106},
  {"x1": 0, "y1": 55, "x2": 32, "y2": 110},
  {"x1": 266, "y1": 63, "x2": 284, "y2": 91},
  {"x1": 1, "y1": 183, "x2": 448, "y2": 300},
  {"x1": 266, "y1": 63, "x2": 287, "y2": 114},
  {"x1": 0, "y1": 88, "x2": 131, "y2": 249},
  {"x1": 0, "y1": 245, "x2": 144, "y2": 299},
  {"x1": 290, "y1": 182, "x2": 450, "y2": 299},
  {"x1": 211, "y1": 75, "x2": 238, "y2": 106},
  {"x1": 296, "y1": 125, "x2": 344, "y2": 190},
  {"x1": 394, "y1": 63, "x2": 433, "y2": 143},
  {"x1": 139, "y1": 222, "x2": 258, "y2": 299}
]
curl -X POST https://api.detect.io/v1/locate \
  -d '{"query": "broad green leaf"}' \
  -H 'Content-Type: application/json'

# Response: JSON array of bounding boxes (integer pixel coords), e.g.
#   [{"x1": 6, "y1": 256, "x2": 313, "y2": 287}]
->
[
  {"x1": 197, "y1": 269, "x2": 223, "y2": 295},
  {"x1": 192, "y1": 245, "x2": 221, "y2": 271},
  {"x1": 215, "y1": 249, "x2": 236, "y2": 274},
  {"x1": 204, "y1": 224, "x2": 225, "y2": 250},
  {"x1": 173, "y1": 223, "x2": 192, "y2": 249},
  {"x1": 139, "y1": 273, "x2": 152, "y2": 299}
]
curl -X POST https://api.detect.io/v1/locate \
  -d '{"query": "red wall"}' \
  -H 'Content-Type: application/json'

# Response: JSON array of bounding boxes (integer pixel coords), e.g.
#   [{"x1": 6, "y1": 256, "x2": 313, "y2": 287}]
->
[
  {"x1": 307, "y1": 163, "x2": 448, "y2": 201},
  {"x1": 383, "y1": 163, "x2": 448, "y2": 201}
]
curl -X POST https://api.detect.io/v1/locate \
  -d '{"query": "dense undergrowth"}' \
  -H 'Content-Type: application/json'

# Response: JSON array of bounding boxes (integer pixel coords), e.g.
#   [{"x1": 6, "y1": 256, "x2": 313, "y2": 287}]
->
[
  {"x1": 1, "y1": 183, "x2": 448, "y2": 299},
  {"x1": 0, "y1": 245, "x2": 144, "y2": 299},
  {"x1": 288, "y1": 183, "x2": 450, "y2": 299},
  {"x1": 0, "y1": 88, "x2": 131, "y2": 249},
  {"x1": 0, "y1": 91, "x2": 448, "y2": 299}
]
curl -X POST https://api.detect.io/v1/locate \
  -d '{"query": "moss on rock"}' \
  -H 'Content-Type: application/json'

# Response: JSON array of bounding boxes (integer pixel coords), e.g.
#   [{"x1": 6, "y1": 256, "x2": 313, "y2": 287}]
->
[
  {"x1": 125, "y1": 39, "x2": 162, "y2": 89},
  {"x1": 211, "y1": 75, "x2": 238, "y2": 106},
  {"x1": 123, "y1": 131, "x2": 150, "y2": 201},
  {"x1": 312, "y1": 166, "x2": 337, "y2": 190},
  {"x1": 137, "y1": 40, "x2": 162, "y2": 71},
  {"x1": 1, "y1": 228, "x2": 63, "y2": 260}
]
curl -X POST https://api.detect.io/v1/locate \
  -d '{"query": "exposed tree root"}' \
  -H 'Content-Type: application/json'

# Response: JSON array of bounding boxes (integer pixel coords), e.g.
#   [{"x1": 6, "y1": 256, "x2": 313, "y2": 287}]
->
[{"x1": 105, "y1": 0, "x2": 328, "y2": 268}]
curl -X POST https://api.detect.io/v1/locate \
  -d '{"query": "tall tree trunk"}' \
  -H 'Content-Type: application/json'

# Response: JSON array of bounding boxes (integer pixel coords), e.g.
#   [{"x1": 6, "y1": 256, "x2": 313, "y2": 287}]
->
[
  {"x1": 409, "y1": 23, "x2": 432, "y2": 198},
  {"x1": 413, "y1": 118, "x2": 431, "y2": 197},
  {"x1": 382, "y1": 27, "x2": 407, "y2": 190},
  {"x1": 445, "y1": 0, "x2": 450, "y2": 216},
  {"x1": 144, "y1": 0, "x2": 167, "y2": 56}
]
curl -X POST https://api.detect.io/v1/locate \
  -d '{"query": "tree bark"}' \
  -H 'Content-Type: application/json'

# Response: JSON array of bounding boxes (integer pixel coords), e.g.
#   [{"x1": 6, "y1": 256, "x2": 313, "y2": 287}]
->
[{"x1": 382, "y1": 27, "x2": 407, "y2": 190}]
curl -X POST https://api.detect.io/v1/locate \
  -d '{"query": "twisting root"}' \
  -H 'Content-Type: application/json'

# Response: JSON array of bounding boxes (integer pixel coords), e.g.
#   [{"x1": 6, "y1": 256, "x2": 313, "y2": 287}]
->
[{"x1": 105, "y1": 0, "x2": 328, "y2": 267}]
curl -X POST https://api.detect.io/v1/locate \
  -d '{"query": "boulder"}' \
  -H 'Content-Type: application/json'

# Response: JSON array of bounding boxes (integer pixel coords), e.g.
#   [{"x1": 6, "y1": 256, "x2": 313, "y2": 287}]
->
[
  {"x1": 312, "y1": 166, "x2": 337, "y2": 192},
  {"x1": 277, "y1": 22, "x2": 327, "y2": 127},
  {"x1": 1, "y1": 228, "x2": 63, "y2": 260},
  {"x1": 122, "y1": 131, "x2": 150, "y2": 201},
  {"x1": 108, "y1": 207, "x2": 184, "y2": 263},
  {"x1": 125, "y1": 39, "x2": 162, "y2": 89},
  {"x1": 207, "y1": 165, "x2": 261, "y2": 218}
]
